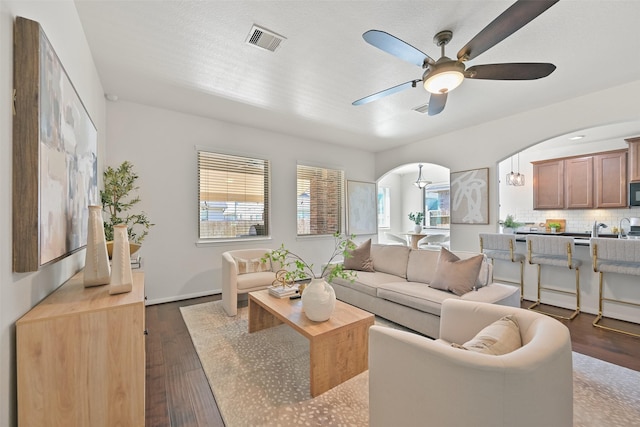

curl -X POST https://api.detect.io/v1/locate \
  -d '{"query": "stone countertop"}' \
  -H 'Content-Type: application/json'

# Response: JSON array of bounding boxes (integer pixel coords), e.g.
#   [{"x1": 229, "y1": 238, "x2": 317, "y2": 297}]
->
[{"x1": 514, "y1": 230, "x2": 619, "y2": 246}]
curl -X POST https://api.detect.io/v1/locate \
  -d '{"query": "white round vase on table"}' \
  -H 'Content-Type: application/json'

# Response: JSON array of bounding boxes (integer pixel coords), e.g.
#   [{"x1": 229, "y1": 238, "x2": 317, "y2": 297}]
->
[
  {"x1": 301, "y1": 278, "x2": 336, "y2": 322},
  {"x1": 414, "y1": 224, "x2": 422, "y2": 233}
]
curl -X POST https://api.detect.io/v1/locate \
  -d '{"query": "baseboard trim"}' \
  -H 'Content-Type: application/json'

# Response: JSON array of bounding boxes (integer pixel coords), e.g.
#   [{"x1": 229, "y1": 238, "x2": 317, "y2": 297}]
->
[{"x1": 146, "y1": 290, "x2": 221, "y2": 306}]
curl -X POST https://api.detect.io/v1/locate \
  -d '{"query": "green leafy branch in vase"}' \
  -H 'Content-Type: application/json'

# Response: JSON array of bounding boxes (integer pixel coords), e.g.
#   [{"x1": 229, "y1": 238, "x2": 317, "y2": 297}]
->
[{"x1": 261, "y1": 232, "x2": 358, "y2": 284}]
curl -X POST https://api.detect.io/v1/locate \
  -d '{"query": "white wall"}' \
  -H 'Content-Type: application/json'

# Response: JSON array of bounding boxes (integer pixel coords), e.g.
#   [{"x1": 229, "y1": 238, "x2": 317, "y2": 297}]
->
[
  {"x1": 0, "y1": 2, "x2": 106, "y2": 426},
  {"x1": 105, "y1": 101, "x2": 375, "y2": 304},
  {"x1": 375, "y1": 80, "x2": 640, "y2": 252}
]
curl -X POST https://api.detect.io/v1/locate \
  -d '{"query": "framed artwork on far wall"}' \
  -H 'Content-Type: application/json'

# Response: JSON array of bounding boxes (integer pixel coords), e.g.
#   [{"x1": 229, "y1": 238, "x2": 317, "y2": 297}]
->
[
  {"x1": 13, "y1": 17, "x2": 98, "y2": 272},
  {"x1": 346, "y1": 180, "x2": 377, "y2": 235},
  {"x1": 450, "y1": 167, "x2": 489, "y2": 224}
]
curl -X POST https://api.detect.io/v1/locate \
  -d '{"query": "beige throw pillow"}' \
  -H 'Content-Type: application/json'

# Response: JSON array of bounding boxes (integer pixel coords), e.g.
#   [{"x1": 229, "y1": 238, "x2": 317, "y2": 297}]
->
[
  {"x1": 234, "y1": 257, "x2": 271, "y2": 275},
  {"x1": 343, "y1": 239, "x2": 375, "y2": 272},
  {"x1": 430, "y1": 248, "x2": 484, "y2": 295},
  {"x1": 452, "y1": 315, "x2": 522, "y2": 355}
]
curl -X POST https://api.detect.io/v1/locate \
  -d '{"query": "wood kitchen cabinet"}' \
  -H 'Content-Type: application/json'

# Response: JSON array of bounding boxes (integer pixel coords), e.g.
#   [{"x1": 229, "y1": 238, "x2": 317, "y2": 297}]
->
[
  {"x1": 533, "y1": 159, "x2": 564, "y2": 209},
  {"x1": 626, "y1": 136, "x2": 640, "y2": 182},
  {"x1": 594, "y1": 150, "x2": 627, "y2": 208},
  {"x1": 564, "y1": 156, "x2": 593, "y2": 208},
  {"x1": 534, "y1": 149, "x2": 629, "y2": 210},
  {"x1": 16, "y1": 271, "x2": 146, "y2": 427}
]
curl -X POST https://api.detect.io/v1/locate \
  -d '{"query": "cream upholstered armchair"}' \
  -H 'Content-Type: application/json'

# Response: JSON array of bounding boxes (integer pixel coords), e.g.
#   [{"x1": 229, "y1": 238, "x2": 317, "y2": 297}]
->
[
  {"x1": 221, "y1": 248, "x2": 277, "y2": 316},
  {"x1": 369, "y1": 299, "x2": 573, "y2": 427}
]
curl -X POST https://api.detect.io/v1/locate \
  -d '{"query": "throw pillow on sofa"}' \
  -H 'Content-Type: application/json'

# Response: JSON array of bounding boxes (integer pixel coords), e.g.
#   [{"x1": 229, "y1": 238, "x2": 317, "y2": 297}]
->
[
  {"x1": 343, "y1": 239, "x2": 375, "y2": 272},
  {"x1": 430, "y1": 247, "x2": 484, "y2": 295},
  {"x1": 452, "y1": 315, "x2": 522, "y2": 355}
]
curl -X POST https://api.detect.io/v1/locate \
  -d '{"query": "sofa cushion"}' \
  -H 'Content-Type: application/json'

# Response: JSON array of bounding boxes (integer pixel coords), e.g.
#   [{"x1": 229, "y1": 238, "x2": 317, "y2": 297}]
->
[
  {"x1": 333, "y1": 271, "x2": 406, "y2": 298},
  {"x1": 476, "y1": 256, "x2": 492, "y2": 289},
  {"x1": 406, "y1": 249, "x2": 440, "y2": 283},
  {"x1": 430, "y1": 248, "x2": 484, "y2": 296},
  {"x1": 343, "y1": 239, "x2": 374, "y2": 272},
  {"x1": 377, "y1": 282, "x2": 459, "y2": 316},
  {"x1": 452, "y1": 315, "x2": 522, "y2": 355},
  {"x1": 236, "y1": 271, "x2": 277, "y2": 290},
  {"x1": 371, "y1": 244, "x2": 411, "y2": 278},
  {"x1": 234, "y1": 257, "x2": 271, "y2": 274}
]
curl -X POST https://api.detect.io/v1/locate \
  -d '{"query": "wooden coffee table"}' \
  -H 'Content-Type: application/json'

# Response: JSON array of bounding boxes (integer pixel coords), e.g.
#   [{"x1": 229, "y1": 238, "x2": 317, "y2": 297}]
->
[{"x1": 248, "y1": 289, "x2": 374, "y2": 397}]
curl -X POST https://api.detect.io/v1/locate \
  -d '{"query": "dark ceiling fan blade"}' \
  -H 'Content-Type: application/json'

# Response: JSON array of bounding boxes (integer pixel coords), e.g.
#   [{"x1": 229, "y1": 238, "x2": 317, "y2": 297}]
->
[
  {"x1": 466, "y1": 63, "x2": 556, "y2": 80},
  {"x1": 428, "y1": 93, "x2": 447, "y2": 116},
  {"x1": 457, "y1": 0, "x2": 559, "y2": 62},
  {"x1": 363, "y1": 30, "x2": 433, "y2": 67},
  {"x1": 352, "y1": 80, "x2": 418, "y2": 106}
]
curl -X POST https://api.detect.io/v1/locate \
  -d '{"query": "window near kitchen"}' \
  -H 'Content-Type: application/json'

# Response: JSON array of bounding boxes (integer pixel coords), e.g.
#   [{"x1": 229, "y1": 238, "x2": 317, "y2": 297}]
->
[
  {"x1": 198, "y1": 150, "x2": 270, "y2": 240},
  {"x1": 297, "y1": 164, "x2": 344, "y2": 236},
  {"x1": 377, "y1": 187, "x2": 391, "y2": 228}
]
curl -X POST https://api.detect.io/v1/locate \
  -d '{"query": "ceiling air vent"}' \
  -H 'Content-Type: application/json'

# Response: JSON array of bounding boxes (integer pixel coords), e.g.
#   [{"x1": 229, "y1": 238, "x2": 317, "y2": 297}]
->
[
  {"x1": 412, "y1": 103, "x2": 430, "y2": 114},
  {"x1": 246, "y1": 25, "x2": 286, "y2": 52}
]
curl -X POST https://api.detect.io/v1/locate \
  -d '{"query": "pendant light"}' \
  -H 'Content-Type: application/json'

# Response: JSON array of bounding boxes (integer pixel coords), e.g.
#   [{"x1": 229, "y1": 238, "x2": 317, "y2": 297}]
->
[
  {"x1": 506, "y1": 154, "x2": 525, "y2": 186},
  {"x1": 414, "y1": 164, "x2": 430, "y2": 189}
]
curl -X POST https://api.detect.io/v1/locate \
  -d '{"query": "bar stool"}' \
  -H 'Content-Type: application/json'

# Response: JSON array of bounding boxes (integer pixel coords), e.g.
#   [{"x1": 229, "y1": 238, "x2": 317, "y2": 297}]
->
[
  {"x1": 526, "y1": 235, "x2": 581, "y2": 320},
  {"x1": 479, "y1": 233, "x2": 525, "y2": 300},
  {"x1": 591, "y1": 237, "x2": 640, "y2": 337}
]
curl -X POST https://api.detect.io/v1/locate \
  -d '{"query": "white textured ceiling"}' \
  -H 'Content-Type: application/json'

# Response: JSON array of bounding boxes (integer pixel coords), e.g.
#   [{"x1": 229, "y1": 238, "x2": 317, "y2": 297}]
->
[{"x1": 74, "y1": 0, "x2": 640, "y2": 152}]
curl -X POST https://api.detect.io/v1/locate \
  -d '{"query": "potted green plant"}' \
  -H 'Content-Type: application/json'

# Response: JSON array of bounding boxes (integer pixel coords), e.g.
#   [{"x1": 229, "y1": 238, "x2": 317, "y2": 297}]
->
[
  {"x1": 500, "y1": 214, "x2": 522, "y2": 234},
  {"x1": 100, "y1": 161, "x2": 154, "y2": 256},
  {"x1": 548, "y1": 222, "x2": 562, "y2": 233},
  {"x1": 261, "y1": 232, "x2": 357, "y2": 321},
  {"x1": 408, "y1": 211, "x2": 424, "y2": 233}
]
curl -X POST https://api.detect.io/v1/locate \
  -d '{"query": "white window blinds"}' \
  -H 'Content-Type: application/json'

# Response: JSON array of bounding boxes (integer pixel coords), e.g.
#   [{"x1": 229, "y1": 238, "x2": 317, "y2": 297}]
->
[
  {"x1": 198, "y1": 151, "x2": 270, "y2": 239},
  {"x1": 296, "y1": 164, "x2": 343, "y2": 236}
]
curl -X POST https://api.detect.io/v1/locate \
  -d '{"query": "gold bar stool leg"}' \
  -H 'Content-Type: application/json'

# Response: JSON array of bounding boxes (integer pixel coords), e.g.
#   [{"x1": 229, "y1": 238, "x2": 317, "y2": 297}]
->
[
  {"x1": 592, "y1": 271, "x2": 640, "y2": 338},
  {"x1": 528, "y1": 264, "x2": 580, "y2": 320}
]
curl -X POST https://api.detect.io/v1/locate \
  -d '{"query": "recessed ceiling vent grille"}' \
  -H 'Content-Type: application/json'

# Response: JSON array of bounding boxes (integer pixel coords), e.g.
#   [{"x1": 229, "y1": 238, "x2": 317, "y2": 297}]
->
[
  {"x1": 246, "y1": 25, "x2": 286, "y2": 52},
  {"x1": 412, "y1": 103, "x2": 430, "y2": 114}
]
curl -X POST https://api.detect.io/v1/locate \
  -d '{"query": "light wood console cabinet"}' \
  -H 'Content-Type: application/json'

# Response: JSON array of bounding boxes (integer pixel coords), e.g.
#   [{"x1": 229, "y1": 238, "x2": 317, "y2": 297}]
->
[
  {"x1": 533, "y1": 149, "x2": 627, "y2": 209},
  {"x1": 16, "y1": 271, "x2": 146, "y2": 427}
]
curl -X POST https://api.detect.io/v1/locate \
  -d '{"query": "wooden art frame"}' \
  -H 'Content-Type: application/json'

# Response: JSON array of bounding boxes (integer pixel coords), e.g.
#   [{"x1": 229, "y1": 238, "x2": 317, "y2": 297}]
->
[
  {"x1": 450, "y1": 167, "x2": 489, "y2": 224},
  {"x1": 13, "y1": 17, "x2": 98, "y2": 272},
  {"x1": 346, "y1": 180, "x2": 377, "y2": 235}
]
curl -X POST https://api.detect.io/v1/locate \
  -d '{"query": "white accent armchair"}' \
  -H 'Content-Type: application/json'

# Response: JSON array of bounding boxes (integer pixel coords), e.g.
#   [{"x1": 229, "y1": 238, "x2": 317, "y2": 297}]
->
[
  {"x1": 369, "y1": 299, "x2": 573, "y2": 427},
  {"x1": 221, "y1": 248, "x2": 277, "y2": 316}
]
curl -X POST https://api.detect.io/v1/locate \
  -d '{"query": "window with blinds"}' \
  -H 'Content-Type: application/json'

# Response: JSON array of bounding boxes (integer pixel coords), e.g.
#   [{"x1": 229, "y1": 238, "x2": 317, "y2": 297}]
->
[
  {"x1": 297, "y1": 164, "x2": 344, "y2": 236},
  {"x1": 198, "y1": 151, "x2": 270, "y2": 240}
]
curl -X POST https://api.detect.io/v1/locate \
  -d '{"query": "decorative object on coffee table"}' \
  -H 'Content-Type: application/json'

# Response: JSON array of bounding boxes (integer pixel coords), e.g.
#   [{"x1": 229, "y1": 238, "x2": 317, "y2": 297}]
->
[
  {"x1": 109, "y1": 224, "x2": 133, "y2": 295},
  {"x1": 84, "y1": 205, "x2": 111, "y2": 287},
  {"x1": 262, "y1": 232, "x2": 357, "y2": 321}
]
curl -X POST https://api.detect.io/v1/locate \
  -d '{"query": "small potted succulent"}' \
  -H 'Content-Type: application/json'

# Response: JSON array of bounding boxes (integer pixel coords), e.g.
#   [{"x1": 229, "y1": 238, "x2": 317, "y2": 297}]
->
[{"x1": 548, "y1": 222, "x2": 562, "y2": 233}]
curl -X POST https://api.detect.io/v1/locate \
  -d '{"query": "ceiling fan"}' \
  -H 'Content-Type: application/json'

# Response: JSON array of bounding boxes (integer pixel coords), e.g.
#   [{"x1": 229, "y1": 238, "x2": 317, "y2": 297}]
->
[{"x1": 352, "y1": 0, "x2": 558, "y2": 116}]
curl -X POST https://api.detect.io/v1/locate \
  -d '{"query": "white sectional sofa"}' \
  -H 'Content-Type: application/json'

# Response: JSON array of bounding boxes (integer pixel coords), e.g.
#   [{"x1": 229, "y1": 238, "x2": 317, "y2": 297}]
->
[{"x1": 331, "y1": 243, "x2": 520, "y2": 338}]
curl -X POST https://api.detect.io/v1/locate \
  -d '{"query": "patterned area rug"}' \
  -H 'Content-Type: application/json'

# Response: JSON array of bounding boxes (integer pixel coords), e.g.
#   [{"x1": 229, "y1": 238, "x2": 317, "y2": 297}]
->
[{"x1": 180, "y1": 300, "x2": 640, "y2": 427}]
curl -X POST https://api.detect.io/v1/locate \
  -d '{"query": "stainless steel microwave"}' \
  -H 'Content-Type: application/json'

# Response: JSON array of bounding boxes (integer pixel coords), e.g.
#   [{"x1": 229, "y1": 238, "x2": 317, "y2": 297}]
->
[{"x1": 630, "y1": 182, "x2": 640, "y2": 206}]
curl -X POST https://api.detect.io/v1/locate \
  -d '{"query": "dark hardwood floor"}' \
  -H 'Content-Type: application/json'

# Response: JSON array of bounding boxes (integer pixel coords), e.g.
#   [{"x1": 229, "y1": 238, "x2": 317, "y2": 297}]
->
[{"x1": 145, "y1": 295, "x2": 640, "y2": 427}]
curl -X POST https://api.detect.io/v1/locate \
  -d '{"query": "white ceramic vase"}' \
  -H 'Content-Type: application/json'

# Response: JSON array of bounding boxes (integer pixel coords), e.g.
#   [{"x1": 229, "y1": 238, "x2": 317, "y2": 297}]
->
[
  {"x1": 414, "y1": 224, "x2": 422, "y2": 233},
  {"x1": 301, "y1": 278, "x2": 336, "y2": 322},
  {"x1": 83, "y1": 205, "x2": 111, "y2": 287},
  {"x1": 109, "y1": 224, "x2": 133, "y2": 295}
]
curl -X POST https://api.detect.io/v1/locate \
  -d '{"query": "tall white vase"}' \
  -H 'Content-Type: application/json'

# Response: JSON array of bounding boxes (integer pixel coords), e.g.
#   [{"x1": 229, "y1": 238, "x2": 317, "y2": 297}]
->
[
  {"x1": 84, "y1": 205, "x2": 111, "y2": 287},
  {"x1": 109, "y1": 224, "x2": 133, "y2": 295},
  {"x1": 301, "y1": 278, "x2": 336, "y2": 322}
]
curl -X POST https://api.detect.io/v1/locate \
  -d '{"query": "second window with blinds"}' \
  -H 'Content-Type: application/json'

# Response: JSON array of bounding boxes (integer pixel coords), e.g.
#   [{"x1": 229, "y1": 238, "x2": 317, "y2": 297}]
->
[{"x1": 296, "y1": 164, "x2": 344, "y2": 236}]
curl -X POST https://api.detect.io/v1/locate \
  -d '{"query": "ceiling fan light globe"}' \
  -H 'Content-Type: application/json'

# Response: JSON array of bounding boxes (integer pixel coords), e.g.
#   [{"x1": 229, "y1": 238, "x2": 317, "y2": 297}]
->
[{"x1": 423, "y1": 69, "x2": 464, "y2": 94}]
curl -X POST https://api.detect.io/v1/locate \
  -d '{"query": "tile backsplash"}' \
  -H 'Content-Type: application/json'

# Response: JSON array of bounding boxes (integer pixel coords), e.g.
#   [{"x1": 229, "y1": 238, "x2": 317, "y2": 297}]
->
[{"x1": 509, "y1": 207, "x2": 640, "y2": 233}]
